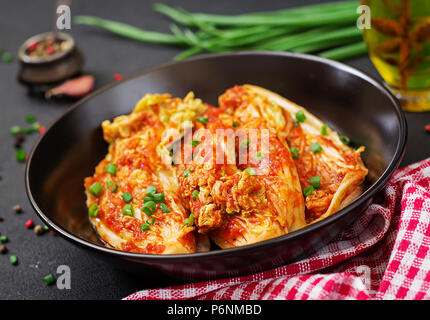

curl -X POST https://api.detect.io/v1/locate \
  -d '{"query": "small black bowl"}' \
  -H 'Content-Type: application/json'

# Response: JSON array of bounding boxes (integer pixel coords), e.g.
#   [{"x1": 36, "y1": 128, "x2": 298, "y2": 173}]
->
[{"x1": 25, "y1": 52, "x2": 406, "y2": 281}]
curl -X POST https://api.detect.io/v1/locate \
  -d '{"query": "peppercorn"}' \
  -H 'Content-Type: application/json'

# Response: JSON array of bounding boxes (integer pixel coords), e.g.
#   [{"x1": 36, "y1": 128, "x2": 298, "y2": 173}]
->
[
  {"x1": 0, "y1": 244, "x2": 7, "y2": 254},
  {"x1": 34, "y1": 225, "x2": 44, "y2": 235},
  {"x1": 0, "y1": 216, "x2": 4, "y2": 222},
  {"x1": 13, "y1": 205, "x2": 22, "y2": 213},
  {"x1": 25, "y1": 219, "x2": 34, "y2": 229},
  {"x1": 13, "y1": 139, "x2": 22, "y2": 149},
  {"x1": 16, "y1": 133, "x2": 25, "y2": 142}
]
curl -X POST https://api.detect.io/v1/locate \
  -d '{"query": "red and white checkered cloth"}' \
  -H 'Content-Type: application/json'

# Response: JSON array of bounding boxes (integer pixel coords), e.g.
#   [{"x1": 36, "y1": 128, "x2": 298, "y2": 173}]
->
[{"x1": 125, "y1": 158, "x2": 430, "y2": 300}]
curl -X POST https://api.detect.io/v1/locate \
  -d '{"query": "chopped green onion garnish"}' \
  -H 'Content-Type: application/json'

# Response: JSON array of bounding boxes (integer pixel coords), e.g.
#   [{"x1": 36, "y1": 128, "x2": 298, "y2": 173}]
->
[
  {"x1": 310, "y1": 176, "x2": 321, "y2": 189},
  {"x1": 10, "y1": 126, "x2": 21, "y2": 135},
  {"x1": 239, "y1": 139, "x2": 250, "y2": 149},
  {"x1": 121, "y1": 192, "x2": 133, "y2": 203},
  {"x1": 295, "y1": 110, "x2": 306, "y2": 124},
  {"x1": 192, "y1": 190, "x2": 199, "y2": 201},
  {"x1": 233, "y1": 122, "x2": 239, "y2": 128},
  {"x1": 15, "y1": 150, "x2": 26, "y2": 162},
  {"x1": 142, "y1": 201, "x2": 156, "y2": 216},
  {"x1": 197, "y1": 117, "x2": 208, "y2": 125},
  {"x1": 153, "y1": 193, "x2": 165, "y2": 203},
  {"x1": 105, "y1": 163, "x2": 117, "y2": 175},
  {"x1": 303, "y1": 185, "x2": 315, "y2": 198},
  {"x1": 106, "y1": 181, "x2": 118, "y2": 193},
  {"x1": 26, "y1": 115, "x2": 36, "y2": 123},
  {"x1": 340, "y1": 135, "x2": 350, "y2": 145},
  {"x1": 144, "y1": 196, "x2": 153, "y2": 203},
  {"x1": 23, "y1": 126, "x2": 34, "y2": 134},
  {"x1": 191, "y1": 139, "x2": 201, "y2": 147},
  {"x1": 160, "y1": 203, "x2": 171, "y2": 213},
  {"x1": 310, "y1": 142, "x2": 323, "y2": 154},
  {"x1": 146, "y1": 185, "x2": 157, "y2": 196},
  {"x1": 31, "y1": 122, "x2": 40, "y2": 132},
  {"x1": 184, "y1": 213, "x2": 195, "y2": 226},
  {"x1": 9, "y1": 255, "x2": 18, "y2": 266},
  {"x1": 253, "y1": 152, "x2": 264, "y2": 162},
  {"x1": 146, "y1": 218, "x2": 156, "y2": 225},
  {"x1": 43, "y1": 274, "x2": 56, "y2": 286},
  {"x1": 290, "y1": 147, "x2": 299, "y2": 159},
  {"x1": 321, "y1": 125, "x2": 328, "y2": 136},
  {"x1": 0, "y1": 235, "x2": 8, "y2": 243},
  {"x1": 140, "y1": 223, "x2": 150, "y2": 231},
  {"x1": 89, "y1": 204, "x2": 99, "y2": 217},
  {"x1": 122, "y1": 204, "x2": 135, "y2": 217},
  {"x1": 89, "y1": 182, "x2": 103, "y2": 196},
  {"x1": 244, "y1": 167, "x2": 256, "y2": 176},
  {"x1": 183, "y1": 170, "x2": 193, "y2": 177},
  {"x1": 2, "y1": 52, "x2": 13, "y2": 63}
]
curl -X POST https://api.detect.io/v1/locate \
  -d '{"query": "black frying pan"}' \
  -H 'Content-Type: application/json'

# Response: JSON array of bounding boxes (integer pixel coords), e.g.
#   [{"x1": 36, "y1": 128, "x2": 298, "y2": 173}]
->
[{"x1": 25, "y1": 52, "x2": 406, "y2": 281}]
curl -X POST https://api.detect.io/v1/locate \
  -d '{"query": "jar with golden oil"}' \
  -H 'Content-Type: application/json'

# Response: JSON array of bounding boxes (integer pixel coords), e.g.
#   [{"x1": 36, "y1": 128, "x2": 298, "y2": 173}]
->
[{"x1": 361, "y1": 0, "x2": 430, "y2": 112}]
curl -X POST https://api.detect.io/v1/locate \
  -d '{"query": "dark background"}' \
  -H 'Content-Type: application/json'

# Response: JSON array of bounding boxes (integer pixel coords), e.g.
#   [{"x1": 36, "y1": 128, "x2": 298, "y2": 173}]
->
[{"x1": 0, "y1": 0, "x2": 429, "y2": 300}]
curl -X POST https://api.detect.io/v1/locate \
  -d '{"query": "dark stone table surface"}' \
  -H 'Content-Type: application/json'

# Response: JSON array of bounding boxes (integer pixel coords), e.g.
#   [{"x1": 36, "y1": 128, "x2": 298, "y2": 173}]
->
[{"x1": 0, "y1": 0, "x2": 429, "y2": 299}]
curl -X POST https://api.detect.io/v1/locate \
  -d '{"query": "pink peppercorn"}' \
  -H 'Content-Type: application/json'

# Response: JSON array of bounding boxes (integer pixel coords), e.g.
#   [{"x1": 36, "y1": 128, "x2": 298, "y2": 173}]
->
[
  {"x1": 113, "y1": 73, "x2": 123, "y2": 81},
  {"x1": 25, "y1": 219, "x2": 34, "y2": 229}
]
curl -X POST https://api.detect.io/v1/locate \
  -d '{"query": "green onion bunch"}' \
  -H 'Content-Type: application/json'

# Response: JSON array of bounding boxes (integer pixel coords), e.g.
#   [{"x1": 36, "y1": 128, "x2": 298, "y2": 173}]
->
[{"x1": 74, "y1": 1, "x2": 367, "y2": 61}]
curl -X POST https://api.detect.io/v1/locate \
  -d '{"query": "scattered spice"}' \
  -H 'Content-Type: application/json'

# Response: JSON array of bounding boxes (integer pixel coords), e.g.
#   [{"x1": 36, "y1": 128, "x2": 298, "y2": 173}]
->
[
  {"x1": 0, "y1": 244, "x2": 7, "y2": 254},
  {"x1": 25, "y1": 219, "x2": 34, "y2": 229},
  {"x1": 13, "y1": 205, "x2": 22, "y2": 213},
  {"x1": 0, "y1": 216, "x2": 4, "y2": 222},
  {"x1": 34, "y1": 225, "x2": 44, "y2": 235},
  {"x1": 14, "y1": 133, "x2": 25, "y2": 149}
]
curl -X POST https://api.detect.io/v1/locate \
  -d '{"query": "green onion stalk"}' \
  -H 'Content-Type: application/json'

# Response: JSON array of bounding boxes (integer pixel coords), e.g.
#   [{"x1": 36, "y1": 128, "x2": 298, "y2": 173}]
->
[{"x1": 74, "y1": 1, "x2": 367, "y2": 62}]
